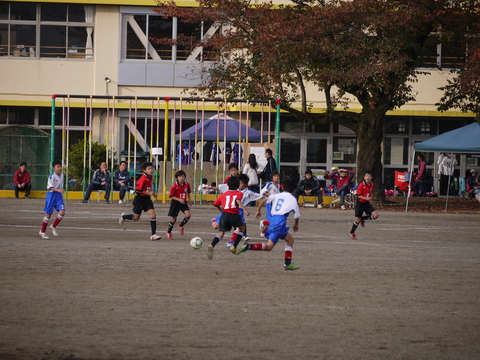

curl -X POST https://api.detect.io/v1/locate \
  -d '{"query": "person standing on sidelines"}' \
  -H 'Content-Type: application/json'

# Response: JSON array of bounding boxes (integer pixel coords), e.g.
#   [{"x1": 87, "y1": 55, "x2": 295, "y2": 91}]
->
[
  {"x1": 119, "y1": 162, "x2": 161, "y2": 241},
  {"x1": 39, "y1": 160, "x2": 65, "y2": 240},
  {"x1": 349, "y1": 171, "x2": 379, "y2": 240},
  {"x1": 238, "y1": 177, "x2": 300, "y2": 271}
]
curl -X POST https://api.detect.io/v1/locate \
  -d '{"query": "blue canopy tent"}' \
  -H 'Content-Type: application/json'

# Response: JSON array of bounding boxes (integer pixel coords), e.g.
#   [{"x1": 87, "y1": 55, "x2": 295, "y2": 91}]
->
[
  {"x1": 175, "y1": 114, "x2": 268, "y2": 142},
  {"x1": 406, "y1": 122, "x2": 480, "y2": 212}
]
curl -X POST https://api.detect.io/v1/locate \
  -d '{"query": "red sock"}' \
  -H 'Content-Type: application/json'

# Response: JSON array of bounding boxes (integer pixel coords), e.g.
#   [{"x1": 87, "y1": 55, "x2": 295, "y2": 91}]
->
[
  {"x1": 285, "y1": 245, "x2": 293, "y2": 260},
  {"x1": 230, "y1": 230, "x2": 239, "y2": 242},
  {"x1": 251, "y1": 243, "x2": 266, "y2": 251},
  {"x1": 52, "y1": 215, "x2": 63, "y2": 228},
  {"x1": 41, "y1": 217, "x2": 49, "y2": 232}
]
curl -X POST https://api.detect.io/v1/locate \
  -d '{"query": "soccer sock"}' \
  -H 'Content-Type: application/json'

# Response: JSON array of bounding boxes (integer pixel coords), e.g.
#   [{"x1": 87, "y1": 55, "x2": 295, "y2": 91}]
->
[
  {"x1": 232, "y1": 231, "x2": 244, "y2": 248},
  {"x1": 179, "y1": 217, "x2": 190, "y2": 227},
  {"x1": 350, "y1": 221, "x2": 359, "y2": 233},
  {"x1": 211, "y1": 236, "x2": 221, "y2": 247},
  {"x1": 247, "y1": 243, "x2": 266, "y2": 251},
  {"x1": 362, "y1": 215, "x2": 374, "y2": 221},
  {"x1": 167, "y1": 221, "x2": 175, "y2": 233},
  {"x1": 123, "y1": 214, "x2": 135, "y2": 221},
  {"x1": 41, "y1": 217, "x2": 49, "y2": 233},
  {"x1": 52, "y1": 214, "x2": 63, "y2": 228},
  {"x1": 150, "y1": 218, "x2": 157, "y2": 235},
  {"x1": 284, "y1": 245, "x2": 293, "y2": 266},
  {"x1": 229, "y1": 230, "x2": 239, "y2": 242}
]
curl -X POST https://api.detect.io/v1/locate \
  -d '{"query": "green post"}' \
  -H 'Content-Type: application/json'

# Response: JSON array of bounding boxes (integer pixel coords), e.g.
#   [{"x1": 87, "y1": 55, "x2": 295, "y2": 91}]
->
[
  {"x1": 275, "y1": 100, "x2": 281, "y2": 171},
  {"x1": 51, "y1": 95, "x2": 56, "y2": 165}
]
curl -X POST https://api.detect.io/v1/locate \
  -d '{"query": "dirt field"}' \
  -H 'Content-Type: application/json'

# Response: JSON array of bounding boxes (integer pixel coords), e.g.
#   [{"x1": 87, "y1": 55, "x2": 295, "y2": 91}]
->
[{"x1": 0, "y1": 197, "x2": 479, "y2": 360}]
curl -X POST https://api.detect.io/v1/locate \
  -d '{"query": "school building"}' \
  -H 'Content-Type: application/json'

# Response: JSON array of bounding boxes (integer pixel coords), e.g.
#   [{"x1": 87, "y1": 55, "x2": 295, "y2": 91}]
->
[{"x1": 0, "y1": 0, "x2": 476, "y2": 196}]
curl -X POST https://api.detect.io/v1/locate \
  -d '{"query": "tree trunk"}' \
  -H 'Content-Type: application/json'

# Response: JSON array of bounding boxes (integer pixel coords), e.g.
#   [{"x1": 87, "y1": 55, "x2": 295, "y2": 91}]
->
[{"x1": 355, "y1": 108, "x2": 386, "y2": 203}]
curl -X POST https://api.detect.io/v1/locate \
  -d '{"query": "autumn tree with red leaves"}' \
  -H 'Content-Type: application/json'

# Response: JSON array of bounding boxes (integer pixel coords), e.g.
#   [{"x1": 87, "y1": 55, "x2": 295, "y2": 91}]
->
[{"x1": 152, "y1": 0, "x2": 480, "y2": 201}]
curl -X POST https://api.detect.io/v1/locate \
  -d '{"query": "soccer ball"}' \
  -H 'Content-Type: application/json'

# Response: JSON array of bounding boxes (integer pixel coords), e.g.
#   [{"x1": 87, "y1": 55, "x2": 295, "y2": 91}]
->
[{"x1": 190, "y1": 236, "x2": 203, "y2": 250}]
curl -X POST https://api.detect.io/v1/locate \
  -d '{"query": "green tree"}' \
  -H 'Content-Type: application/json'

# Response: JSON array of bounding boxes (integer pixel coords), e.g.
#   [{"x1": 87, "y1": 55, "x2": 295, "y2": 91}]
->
[
  {"x1": 68, "y1": 139, "x2": 116, "y2": 189},
  {"x1": 153, "y1": 0, "x2": 479, "y2": 200}
]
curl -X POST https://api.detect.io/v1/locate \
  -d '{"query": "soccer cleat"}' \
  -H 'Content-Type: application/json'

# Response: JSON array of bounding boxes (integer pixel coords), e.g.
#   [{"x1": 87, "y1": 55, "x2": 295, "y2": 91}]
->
[
  {"x1": 119, "y1": 200, "x2": 123, "y2": 205},
  {"x1": 50, "y1": 225, "x2": 58, "y2": 237},
  {"x1": 237, "y1": 244, "x2": 248, "y2": 254},
  {"x1": 230, "y1": 246, "x2": 237, "y2": 254},
  {"x1": 39, "y1": 231, "x2": 49, "y2": 240},
  {"x1": 119, "y1": 213, "x2": 125, "y2": 226},
  {"x1": 105, "y1": 200, "x2": 110, "y2": 204},
  {"x1": 341, "y1": 205, "x2": 346, "y2": 210},
  {"x1": 360, "y1": 220, "x2": 365, "y2": 228},
  {"x1": 129, "y1": 189, "x2": 136, "y2": 195},
  {"x1": 284, "y1": 263, "x2": 300, "y2": 271},
  {"x1": 225, "y1": 241, "x2": 234, "y2": 249},
  {"x1": 166, "y1": 232, "x2": 173, "y2": 240},
  {"x1": 150, "y1": 234, "x2": 161, "y2": 241},
  {"x1": 317, "y1": 204, "x2": 323, "y2": 209},
  {"x1": 259, "y1": 220, "x2": 270, "y2": 231},
  {"x1": 349, "y1": 232, "x2": 357, "y2": 240},
  {"x1": 211, "y1": 218, "x2": 217, "y2": 225},
  {"x1": 260, "y1": 231, "x2": 266, "y2": 238},
  {"x1": 207, "y1": 245, "x2": 214, "y2": 260},
  {"x1": 81, "y1": 199, "x2": 88, "y2": 203},
  {"x1": 235, "y1": 237, "x2": 248, "y2": 255},
  {"x1": 178, "y1": 225, "x2": 184, "y2": 235}
]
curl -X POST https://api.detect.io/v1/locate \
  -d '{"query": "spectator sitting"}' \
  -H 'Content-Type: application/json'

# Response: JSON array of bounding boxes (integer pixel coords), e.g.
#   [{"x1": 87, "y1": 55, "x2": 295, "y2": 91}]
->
[
  {"x1": 294, "y1": 170, "x2": 325, "y2": 209},
  {"x1": 329, "y1": 168, "x2": 356, "y2": 210},
  {"x1": 114, "y1": 161, "x2": 131, "y2": 204},
  {"x1": 466, "y1": 169, "x2": 480, "y2": 198},
  {"x1": 82, "y1": 161, "x2": 112, "y2": 204},
  {"x1": 198, "y1": 178, "x2": 210, "y2": 195},
  {"x1": 14, "y1": 162, "x2": 31, "y2": 198}
]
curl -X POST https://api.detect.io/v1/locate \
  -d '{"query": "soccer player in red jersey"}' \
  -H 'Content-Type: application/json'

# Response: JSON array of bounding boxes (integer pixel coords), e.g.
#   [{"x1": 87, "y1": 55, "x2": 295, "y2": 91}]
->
[
  {"x1": 166, "y1": 170, "x2": 192, "y2": 239},
  {"x1": 207, "y1": 176, "x2": 250, "y2": 260},
  {"x1": 119, "y1": 162, "x2": 161, "y2": 241},
  {"x1": 349, "y1": 171, "x2": 379, "y2": 240}
]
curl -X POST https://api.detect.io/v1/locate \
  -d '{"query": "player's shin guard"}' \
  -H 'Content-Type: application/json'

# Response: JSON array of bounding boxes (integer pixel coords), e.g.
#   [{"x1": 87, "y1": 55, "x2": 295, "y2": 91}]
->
[
  {"x1": 52, "y1": 214, "x2": 63, "y2": 228},
  {"x1": 150, "y1": 218, "x2": 157, "y2": 235},
  {"x1": 41, "y1": 217, "x2": 49, "y2": 233},
  {"x1": 232, "y1": 231, "x2": 244, "y2": 248},
  {"x1": 230, "y1": 229, "x2": 239, "y2": 242},
  {"x1": 211, "y1": 236, "x2": 221, "y2": 247},
  {"x1": 350, "y1": 221, "x2": 359, "y2": 233},
  {"x1": 167, "y1": 221, "x2": 174, "y2": 233},
  {"x1": 284, "y1": 245, "x2": 293, "y2": 266},
  {"x1": 248, "y1": 243, "x2": 266, "y2": 251},
  {"x1": 123, "y1": 214, "x2": 135, "y2": 221},
  {"x1": 179, "y1": 217, "x2": 190, "y2": 227}
]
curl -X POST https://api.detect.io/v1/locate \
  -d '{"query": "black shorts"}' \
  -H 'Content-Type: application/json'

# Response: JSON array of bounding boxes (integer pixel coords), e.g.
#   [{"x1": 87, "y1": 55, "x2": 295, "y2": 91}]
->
[
  {"x1": 219, "y1": 212, "x2": 244, "y2": 232},
  {"x1": 132, "y1": 195, "x2": 154, "y2": 214},
  {"x1": 355, "y1": 201, "x2": 376, "y2": 218},
  {"x1": 168, "y1": 201, "x2": 190, "y2": 217}
]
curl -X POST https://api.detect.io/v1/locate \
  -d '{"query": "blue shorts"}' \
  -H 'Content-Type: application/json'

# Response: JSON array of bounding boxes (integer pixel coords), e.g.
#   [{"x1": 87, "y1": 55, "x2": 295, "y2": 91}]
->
[
  {"x1": 264, "y1": 215, "x2": 289, "y2": 244},
  {"x1": 265, "y1": 203, "x2": 272, "y2": 222},
  {"x1": 44, "y1": 192, "x2": 65, "y2": 215}
]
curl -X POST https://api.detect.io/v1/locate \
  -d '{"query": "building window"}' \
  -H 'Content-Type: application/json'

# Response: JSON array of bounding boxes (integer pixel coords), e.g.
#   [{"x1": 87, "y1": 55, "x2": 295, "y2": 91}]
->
[
  {"x1": 0, "y1": 106, "x2": 35, "y2": 125},
  {"x1": 121, "y1": 9, "x2": 219, "y2": 62},
  {"x1": 415, "y1": 35, "x2": 465, "y2": 69},
  {"x1": 0, "y1": 2, "x2": 94, "y2": 59}
]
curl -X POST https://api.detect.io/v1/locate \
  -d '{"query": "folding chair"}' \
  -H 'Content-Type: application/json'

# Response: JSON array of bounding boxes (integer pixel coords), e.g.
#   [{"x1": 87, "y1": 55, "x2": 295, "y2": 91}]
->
[
  {"x1": 302, "y1": 195, "x2": 316, "y2": 207},
  {"x1": 394, "y1": 171, "x2": 412, "y2": 196}
]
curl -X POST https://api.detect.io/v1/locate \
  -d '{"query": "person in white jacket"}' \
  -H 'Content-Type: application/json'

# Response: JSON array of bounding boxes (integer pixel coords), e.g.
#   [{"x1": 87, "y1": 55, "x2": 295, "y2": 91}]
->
[{"x1": 243, "y1": 154, "x2": 260, "y2": 205}]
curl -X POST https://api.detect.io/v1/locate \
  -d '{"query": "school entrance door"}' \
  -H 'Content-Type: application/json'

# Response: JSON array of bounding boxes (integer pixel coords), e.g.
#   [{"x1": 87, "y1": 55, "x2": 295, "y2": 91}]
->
[{"x1": 279, "y1": 135, "x2": 330, "y2": 183}]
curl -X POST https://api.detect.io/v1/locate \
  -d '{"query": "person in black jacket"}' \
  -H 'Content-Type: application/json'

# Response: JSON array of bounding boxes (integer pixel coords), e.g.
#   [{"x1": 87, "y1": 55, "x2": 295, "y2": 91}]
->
[
  {"x1": 260, "y1": 148, "x2": 277, "y2": 183},
  {"x1": 294, "y1": 170, "x2": 324, "y2": 208}
]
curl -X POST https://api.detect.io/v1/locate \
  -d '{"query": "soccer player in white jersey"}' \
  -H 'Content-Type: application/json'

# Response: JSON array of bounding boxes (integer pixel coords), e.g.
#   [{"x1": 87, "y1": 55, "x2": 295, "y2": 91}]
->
[
  {"x1": 238, "y1": 177, "x2": 301, "y2": 271},
  {"x1": 39, "y1": 160, "x2": 65, "y2": 239},
  {"x1": 259, "y1": 170, "x2": 281, "y2": 237}
]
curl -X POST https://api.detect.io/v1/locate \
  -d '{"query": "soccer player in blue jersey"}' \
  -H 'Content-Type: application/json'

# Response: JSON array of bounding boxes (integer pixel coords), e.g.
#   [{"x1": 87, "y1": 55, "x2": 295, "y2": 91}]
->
[
  {"x1": 239, "y1": 177, "x2": 301, "y2": 271},
  {"x1": 39, "y1": 160, "x2": 65, "y2": 240}
]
